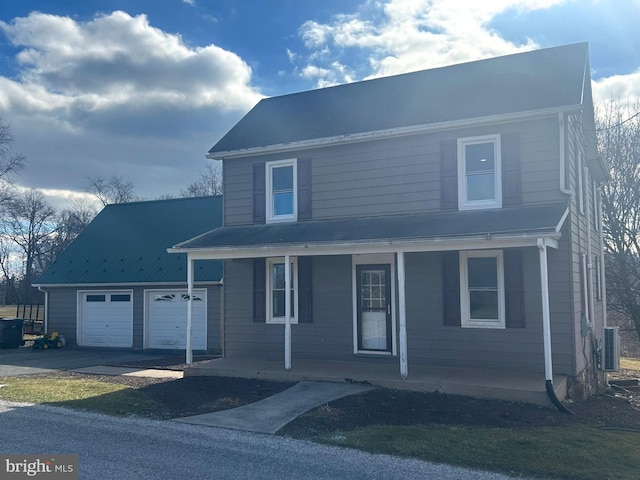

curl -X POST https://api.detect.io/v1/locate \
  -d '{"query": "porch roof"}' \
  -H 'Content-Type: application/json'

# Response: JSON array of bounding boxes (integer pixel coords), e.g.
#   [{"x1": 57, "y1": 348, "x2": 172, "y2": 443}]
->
[{"x1": 171, "y1": 203, "x2": 568, "y2": 258}]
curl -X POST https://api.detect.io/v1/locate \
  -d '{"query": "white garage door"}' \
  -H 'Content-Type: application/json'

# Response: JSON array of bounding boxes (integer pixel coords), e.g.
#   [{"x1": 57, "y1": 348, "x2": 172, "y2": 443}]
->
[
  {"x1": 146, "y1": 290, "x2": 207, "y2": 350},
  {"x1": 80, "y1": 291, "x2": 133, "y2": 347}
]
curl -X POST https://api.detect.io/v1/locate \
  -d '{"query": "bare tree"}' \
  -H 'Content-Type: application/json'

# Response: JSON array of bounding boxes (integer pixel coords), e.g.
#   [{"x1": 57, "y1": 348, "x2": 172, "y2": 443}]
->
[
  {"x1": 1, "y1": 190, "x2": 57, "y2": 303},
  {"x1": 598, "y1": 101, "x2": 640, "y2": 339},
  {"x1": 87, "y1": 175, "x2": 136, "y2": 206},
  {"x1": 180, "y1": 162, "x2": 223, "y2": 197},
  {"x1": 39, "y1": 199, "x2": 97, "y2": 271},
  {"x1": 0, "y1": 117, "x2": 26, "y2": 206}
]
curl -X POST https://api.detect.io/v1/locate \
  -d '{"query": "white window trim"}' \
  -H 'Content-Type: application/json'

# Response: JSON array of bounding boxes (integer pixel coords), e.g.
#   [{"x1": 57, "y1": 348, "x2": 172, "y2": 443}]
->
[
  {"x1": 266, "y1": 256, "x2": 298, "y2": 324},
  {"x1": 457, "y1": 134, "x2": 502, "y2": 210},
  {"x1": 459, "y1": 250, "x2": 505, "y2": 329},
  {"x1": 266, "y1": 159, "x2": 297, "y2": 223}
]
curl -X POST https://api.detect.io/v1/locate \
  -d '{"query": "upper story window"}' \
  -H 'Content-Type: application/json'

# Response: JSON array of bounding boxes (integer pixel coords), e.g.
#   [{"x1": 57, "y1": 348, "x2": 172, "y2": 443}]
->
[
  {"x1": 266, "y1": 159, "x2": 297, "y2": 223},
  {"x1": 457, "y1": 135, "x2": 502, "y2": 210}
]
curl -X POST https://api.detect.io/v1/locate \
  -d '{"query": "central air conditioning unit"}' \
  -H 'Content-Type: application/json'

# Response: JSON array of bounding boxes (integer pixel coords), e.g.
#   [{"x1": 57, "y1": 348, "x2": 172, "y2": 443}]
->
[{"x1": 603, "y1": 326, "x2": 620, "y2": 371}]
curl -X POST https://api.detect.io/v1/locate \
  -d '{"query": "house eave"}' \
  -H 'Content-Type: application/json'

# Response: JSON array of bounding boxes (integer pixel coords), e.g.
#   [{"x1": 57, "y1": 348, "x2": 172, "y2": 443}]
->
[
  {"x1": 169, "y1": 232, "x2": 561, "y2": 260},
  {"x1": 32, "y1": 280, "x2": 222, "y2": 289},
  {"x1": 207, "y1": 105, "x2": 583, "y2": 160}
]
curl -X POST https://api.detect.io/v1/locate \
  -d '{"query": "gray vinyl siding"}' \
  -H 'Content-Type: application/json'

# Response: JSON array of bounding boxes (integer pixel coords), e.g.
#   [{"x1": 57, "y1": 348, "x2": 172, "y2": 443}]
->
[
  {"x1": 221, "y1": 112, "x2": 605, "y2": 380},
  {"x1": 224, "y1": 256, "x2": 357, "y2": 361},
  {"x1": 223, "y1": 250, "x2": 575, "y2": 375},
  {"x1": 404, "y1": 249, "x2": 573, "y2": 375},
  {"x1": 46, "y1": 288, "x2": 78, "y2": 344},
  {"x1": 46, "y1": 284, "x2": 221, "y2": 352},
  {"x1": 564, "y1": 112, "x2": 606, "y2": 376},
  {"x1": 223, "y1": 116, "x2": 565, "y2": 226}
]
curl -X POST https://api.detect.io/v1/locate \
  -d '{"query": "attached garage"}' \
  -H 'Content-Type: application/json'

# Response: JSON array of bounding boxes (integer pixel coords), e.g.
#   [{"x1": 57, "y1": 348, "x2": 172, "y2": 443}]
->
[
  {"x1": 35, "y1": 196, "x2": 223, "y2": 352},
  {"x1": 145, "y1": 289, "x2": 207, "y2": 350},
  {"x1": 78, "y1": 291, "x2": 133, "y2": 347}
]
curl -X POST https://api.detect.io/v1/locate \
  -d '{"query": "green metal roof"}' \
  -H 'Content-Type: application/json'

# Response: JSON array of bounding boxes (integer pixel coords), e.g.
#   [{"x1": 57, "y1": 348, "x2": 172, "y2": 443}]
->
[{"x1": 36, "y1": 196, "x2": 223, "y2": 286}]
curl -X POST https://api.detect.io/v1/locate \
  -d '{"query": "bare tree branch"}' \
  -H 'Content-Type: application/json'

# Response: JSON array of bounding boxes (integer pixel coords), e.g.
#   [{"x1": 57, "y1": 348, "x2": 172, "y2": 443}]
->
[
  {"x1": 598, "y1": 100, "x2": 640, "y2": 339},
  {"x1": 86, "y1": 175, "x2": 136, "y2": 206},
  {"x1": 180, "y1": 162, "x2": 223, "y2": 197}
]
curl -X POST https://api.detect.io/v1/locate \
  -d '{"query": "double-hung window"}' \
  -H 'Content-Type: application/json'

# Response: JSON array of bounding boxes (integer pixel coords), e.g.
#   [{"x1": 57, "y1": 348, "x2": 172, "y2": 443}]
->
[
  {"x1": 458, "y1": 135, "x2": 502, "y2": 210},
  {"x1": 460, "y1": 250, "x2": 505, "y2": 329},
  {"x1": 266, "y1": 257, "x2": 298, "y2": 324},
  {"x1": 266, "y1": 159, "x2": 297, "y2": 223}
]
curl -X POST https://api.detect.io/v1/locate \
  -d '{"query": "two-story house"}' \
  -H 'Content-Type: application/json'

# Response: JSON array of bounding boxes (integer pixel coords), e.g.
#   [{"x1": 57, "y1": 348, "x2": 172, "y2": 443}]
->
[{"x1": 172, "y1": 43, "x2": 612, "y2": 406}]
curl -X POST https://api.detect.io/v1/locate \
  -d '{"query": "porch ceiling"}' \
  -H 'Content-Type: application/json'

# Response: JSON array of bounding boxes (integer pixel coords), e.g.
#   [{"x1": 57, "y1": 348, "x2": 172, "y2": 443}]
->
[{"x1": 170, "y1": 203, "x2": 568, "y2": 259}]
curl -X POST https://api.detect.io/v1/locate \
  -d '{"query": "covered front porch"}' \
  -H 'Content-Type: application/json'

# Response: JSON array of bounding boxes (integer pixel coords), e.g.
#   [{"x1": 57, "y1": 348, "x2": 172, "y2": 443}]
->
[
  {"x1": 170, "y1": 203, "x2": 572, "y2": 409},
  {"x1": 185, "y1": 357, "x2": 568, "y2": 407}
]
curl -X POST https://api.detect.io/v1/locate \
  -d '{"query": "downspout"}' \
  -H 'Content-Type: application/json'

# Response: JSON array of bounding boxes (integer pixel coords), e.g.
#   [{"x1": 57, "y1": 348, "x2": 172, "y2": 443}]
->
[
  {"x1": 186, "y1": 255, "x2": 193, "y2": 365},
  {"x1": 538, "y1": 238, "x2": 574, "y2": 414},
  {"x1": 284, "y1": 254, "x2": 291, "y2": 370},
  {"x1": 586, "y1": 172, "x2": 595, "y2": 329},
  {"x1": 397, "y1": 251, "x2": 408, "y2": 379},
  {"x1": 559, "y1": 113, "x2": 573, "y2": 197},
  {"x1": 37, "y1": 286, "x2": 48, "y2": 333}
]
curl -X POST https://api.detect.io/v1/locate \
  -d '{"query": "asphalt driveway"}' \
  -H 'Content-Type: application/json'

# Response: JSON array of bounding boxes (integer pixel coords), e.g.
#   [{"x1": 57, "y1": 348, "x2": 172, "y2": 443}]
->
[{"x1": 0, "y1": 346, "x2": 173, "y2": 377}]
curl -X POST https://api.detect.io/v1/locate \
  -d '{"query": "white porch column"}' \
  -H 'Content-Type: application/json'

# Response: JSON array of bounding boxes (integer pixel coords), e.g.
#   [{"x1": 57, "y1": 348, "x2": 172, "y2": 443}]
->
[
  {"x1": 538, "y1": 238, "x2": 553, "y2": 381},
  {"x1": 397, "y1": 251, "x2": 408, "y2": 379},
  {"x1": 186, "y1": 255, "x2": 194, "y2": 365},
  {"x1": 284, "y1": 254, "x2": 292, "y2": 370}
]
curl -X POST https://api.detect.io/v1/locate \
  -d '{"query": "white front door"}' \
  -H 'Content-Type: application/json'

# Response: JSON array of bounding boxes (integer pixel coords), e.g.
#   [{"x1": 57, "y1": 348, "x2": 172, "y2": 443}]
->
[
  {"x1": 356, "y1": 264, "x2": 392, "y2": 352},
  {"x1": 146, "y1": 290, "x2": 207, "y2": 350}
]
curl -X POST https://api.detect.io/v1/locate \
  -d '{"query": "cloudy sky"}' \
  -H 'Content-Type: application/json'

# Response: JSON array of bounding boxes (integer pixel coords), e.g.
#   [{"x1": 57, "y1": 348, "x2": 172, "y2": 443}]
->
[{"x1": 0, "y1": 0, "x2": 638, "y2": 208}]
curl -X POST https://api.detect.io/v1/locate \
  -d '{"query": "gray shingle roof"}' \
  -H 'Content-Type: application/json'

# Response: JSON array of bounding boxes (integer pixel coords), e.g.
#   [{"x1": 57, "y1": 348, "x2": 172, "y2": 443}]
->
[
  {"x1": 174, "y1": 203, "x2": 568, "y2": 251},
  {"x1": 36, "y1": 196, "x2": 223, "y2": 286},
  {"x1": 209, "y1": 43, "x2": 590, "y2": 157}
]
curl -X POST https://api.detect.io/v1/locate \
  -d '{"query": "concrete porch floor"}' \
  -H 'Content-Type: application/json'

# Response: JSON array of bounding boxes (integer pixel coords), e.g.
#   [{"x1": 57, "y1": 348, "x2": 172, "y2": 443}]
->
[{"x1": 186, "y1": 357, "x2": 567, "y2": 408}]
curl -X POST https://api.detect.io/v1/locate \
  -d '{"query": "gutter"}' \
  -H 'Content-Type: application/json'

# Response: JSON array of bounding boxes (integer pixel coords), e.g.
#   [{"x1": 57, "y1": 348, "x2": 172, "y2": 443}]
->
[
  {"x1": 37, "y1": 286, "x2": 48, "y2": 334},
  {"x1": 32, "y1": 281, "x2": 223, "y2": 288}
]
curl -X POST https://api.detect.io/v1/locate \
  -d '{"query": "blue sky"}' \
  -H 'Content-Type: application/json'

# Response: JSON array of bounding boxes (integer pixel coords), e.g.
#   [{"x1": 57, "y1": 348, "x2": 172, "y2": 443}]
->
[{"x1": 0, "y1": 0, "x2": 638, "y2": 207}]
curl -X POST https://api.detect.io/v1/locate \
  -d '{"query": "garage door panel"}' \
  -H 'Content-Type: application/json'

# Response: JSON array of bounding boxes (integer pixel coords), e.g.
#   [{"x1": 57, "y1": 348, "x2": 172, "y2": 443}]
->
[
  {"x1": 80, "y1": 292, "x2": 133, "y2": 348},
  {"x1": 147, "y1": 290, "x2": 206, "y2": 350}
]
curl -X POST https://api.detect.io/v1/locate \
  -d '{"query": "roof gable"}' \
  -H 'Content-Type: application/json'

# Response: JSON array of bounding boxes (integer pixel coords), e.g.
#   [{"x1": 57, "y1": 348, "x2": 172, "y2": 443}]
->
[
  {"x1": 210, "y1": 43, "x2": 590, "y2": 157},
  {"x1": 36, "y1": 196, "x2": 223, "y2": 286}
]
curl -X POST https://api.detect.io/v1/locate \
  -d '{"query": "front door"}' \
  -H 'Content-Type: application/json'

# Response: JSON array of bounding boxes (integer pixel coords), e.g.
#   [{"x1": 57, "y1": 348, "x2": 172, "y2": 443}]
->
[{"x1": 356, "y1": 264, "x2": 392, "y2": 352}]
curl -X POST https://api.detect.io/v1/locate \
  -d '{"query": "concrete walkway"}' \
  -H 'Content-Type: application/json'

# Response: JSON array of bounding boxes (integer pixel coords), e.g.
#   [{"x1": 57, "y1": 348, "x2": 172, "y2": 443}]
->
[
  {"x1": 72, "y1": 365, "x2": 183, "y2": 378},
  {"x1": 174, "y1": 381, "x2": 374, "y2": 434}
]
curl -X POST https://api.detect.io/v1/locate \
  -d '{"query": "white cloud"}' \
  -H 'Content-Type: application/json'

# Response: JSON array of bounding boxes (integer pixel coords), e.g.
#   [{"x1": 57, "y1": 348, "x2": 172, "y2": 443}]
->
[
  {"x1": 593, "y1": 71, "x2": 640, "y2": 106},
  {"x1": 0, "y1": 11, "x2": 261, "y2": 116},
  {"x1": 0, "y1": 11, "x2": 263, "y2": 206},
  {"x1": 296, "y1": 0, "x2": 564, "y2": 86},
  {"x1": 295, "y1": 0, "x2": 640, "y2": 109}
]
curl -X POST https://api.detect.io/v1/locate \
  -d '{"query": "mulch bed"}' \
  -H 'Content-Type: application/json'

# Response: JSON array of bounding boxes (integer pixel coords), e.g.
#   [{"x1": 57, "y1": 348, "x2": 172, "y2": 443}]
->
[{"x1": 53, "y1": 365, "x2": 640, "y2": 434}]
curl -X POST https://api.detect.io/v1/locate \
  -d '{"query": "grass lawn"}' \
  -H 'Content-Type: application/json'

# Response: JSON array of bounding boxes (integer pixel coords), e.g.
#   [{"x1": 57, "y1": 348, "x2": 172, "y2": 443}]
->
[
  {"x1": 322, "y1": 425, "x2": 640, "y2": 480},
  {"x1": 0, "y1": 375, "x2": 164, "y2": 417}
]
